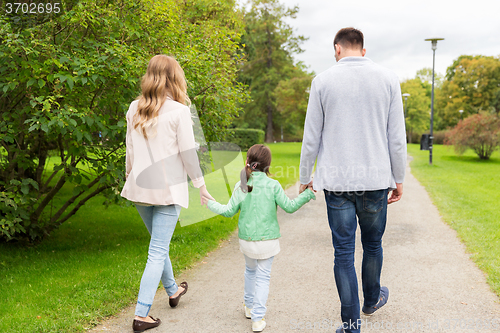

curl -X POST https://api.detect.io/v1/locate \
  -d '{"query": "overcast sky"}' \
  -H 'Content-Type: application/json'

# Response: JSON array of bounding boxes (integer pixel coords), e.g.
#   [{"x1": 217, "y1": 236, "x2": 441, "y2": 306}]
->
[{"x1": 276, "y1": 0, "x2": 500, "y2": 81}]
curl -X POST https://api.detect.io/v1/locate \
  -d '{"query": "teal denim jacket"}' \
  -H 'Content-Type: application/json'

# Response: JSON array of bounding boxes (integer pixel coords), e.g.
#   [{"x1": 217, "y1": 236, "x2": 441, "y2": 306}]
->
[{"x1": 207, "y1": 172, "x2": 315, "y2": 241}]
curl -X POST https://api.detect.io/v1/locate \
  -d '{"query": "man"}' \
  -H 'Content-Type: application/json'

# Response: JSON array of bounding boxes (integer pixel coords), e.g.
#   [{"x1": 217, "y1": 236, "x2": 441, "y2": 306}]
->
[{"x1": 299, "y1": 28, "x2": 407, "y2": 333}]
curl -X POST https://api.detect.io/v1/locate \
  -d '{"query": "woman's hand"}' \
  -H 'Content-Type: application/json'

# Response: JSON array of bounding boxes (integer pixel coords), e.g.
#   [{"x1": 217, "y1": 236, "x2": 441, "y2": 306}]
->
[{"x1": 199, "y1": 185, "x2": 214, "y2": 206}]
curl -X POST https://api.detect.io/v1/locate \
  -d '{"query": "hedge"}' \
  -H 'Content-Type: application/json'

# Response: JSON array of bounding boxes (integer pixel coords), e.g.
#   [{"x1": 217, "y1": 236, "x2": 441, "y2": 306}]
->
[
  {"x1": 410, "y1": 130, "x2": 449, "y2": 145},
  {"x1": 226, "y1": 128, "x2": 265, "y2": 150}
]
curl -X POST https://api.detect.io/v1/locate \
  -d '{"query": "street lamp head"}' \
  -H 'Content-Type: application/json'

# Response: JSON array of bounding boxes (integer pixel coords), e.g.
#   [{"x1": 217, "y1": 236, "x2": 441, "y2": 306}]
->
[
  {"x1": 459, "y1": 109, "x2": 464, "y2": 114},
  {"x1": 402, "y1": 93, "x2": 410, "y2": 98},
  {"x1": 425, "y1": 37, "x2": 444, "y2": 50}
]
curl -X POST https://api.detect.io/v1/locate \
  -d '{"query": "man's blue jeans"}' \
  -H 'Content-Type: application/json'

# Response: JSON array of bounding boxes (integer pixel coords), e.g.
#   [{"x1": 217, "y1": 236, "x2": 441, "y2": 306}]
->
[
  {"x1": 324, "y1": 189, "x2": 388, "y2": 333},
  {"x1": 134, "y1": 204, "x2": 181, "y2": 317}
]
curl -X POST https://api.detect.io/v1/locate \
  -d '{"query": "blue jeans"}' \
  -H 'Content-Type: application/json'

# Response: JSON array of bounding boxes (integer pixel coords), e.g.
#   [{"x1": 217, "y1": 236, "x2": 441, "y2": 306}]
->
[
  {"x1": 324, "y1": 189, "x2": 388, "y2": 333},
  {"x1": 244, "y1": 255, "x2": 274, "y2": 322},
  {"x1": 134, "y1": 204, "x2": 181, "y2": 317}
]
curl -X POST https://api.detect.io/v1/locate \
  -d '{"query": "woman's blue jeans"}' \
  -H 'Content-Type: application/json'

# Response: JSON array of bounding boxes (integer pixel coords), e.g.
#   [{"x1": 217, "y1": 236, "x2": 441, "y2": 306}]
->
[
  {"x1": 134, "y1": 204, "x2": 181, "y2": 317},
  {"x1": 324, "y1": 189, "x2": 388, "y2": 333},
  {"x1": 244, "y1": 255, "x2": 274, "y2": 322}
]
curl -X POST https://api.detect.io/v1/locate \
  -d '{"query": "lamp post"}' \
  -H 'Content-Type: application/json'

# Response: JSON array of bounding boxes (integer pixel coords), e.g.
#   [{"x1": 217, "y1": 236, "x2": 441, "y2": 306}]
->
[
  {"x1": 402, "y1": 93, "x2": 410, "y2": 142},
  {"x1": 459, "y1": 109, "x2": 464, "y2": 120},
  {"x1": 425, "y1": 37, "x2": 444, "y2": 165}
]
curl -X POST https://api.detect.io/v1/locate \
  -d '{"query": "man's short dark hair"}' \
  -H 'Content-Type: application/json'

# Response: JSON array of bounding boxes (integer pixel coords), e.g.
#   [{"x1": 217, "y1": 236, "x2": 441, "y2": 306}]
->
[{"x1": 334, "y1": 27, "x2": 364, "y2": 50}]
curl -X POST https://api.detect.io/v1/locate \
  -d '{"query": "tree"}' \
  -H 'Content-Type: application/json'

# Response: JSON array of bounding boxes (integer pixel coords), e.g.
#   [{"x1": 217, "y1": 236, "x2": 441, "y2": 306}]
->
[
  {"x1": 0, "y1": 0, "x2": 247, "y2": 242},
  {"x1": 237, "y1": 0, "x2": 307, "y2": 142},
  {"x1": 272, "y1": 66, "x2": 313, "y2": 140},
  {"x1": 436, "y1": 55, "x2": 500, "y2": 129},
  {"x1": 400, "y1": 76, "x2": 431, "y2": 142},
  {"x1": 416, "y1": 67, "x2": 443, "y2": 88},
  {"x1": 444, "y1": 112, "x2": 500, "y2": 160}
]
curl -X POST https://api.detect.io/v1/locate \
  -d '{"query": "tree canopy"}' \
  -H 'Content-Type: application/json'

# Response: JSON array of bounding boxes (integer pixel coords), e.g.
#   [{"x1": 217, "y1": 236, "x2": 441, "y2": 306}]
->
[
  {"x1": 236, "y1": 0, "x2": 309, "y2": 142},
  {"x1": 0, "y1": 0, "x2": 248, "y2": 242},
  {"x1": 436, "y1": 55, "x2": 500, "y2": 129},
  {"x1": 400, "y1": 76, "x2": 431, "y2": 142},
  {"x1": 273, "y1": 66, "x2": 313, "y2": 141}
]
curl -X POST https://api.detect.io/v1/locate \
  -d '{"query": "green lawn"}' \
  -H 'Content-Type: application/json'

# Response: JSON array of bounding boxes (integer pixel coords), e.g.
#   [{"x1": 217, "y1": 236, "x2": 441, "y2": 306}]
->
[
  {"x1": 267, "y1": 142, "x2": 305, "y2": 189},
  {"x1": 0, "y1": 142, "x2": 303, "y2": 333},
  {"x1": 408, "y1": 143, "x2": 500, "y2": 296},
  {"x1": 3, "y1": 141, "x2": 498, "y2": 331}
]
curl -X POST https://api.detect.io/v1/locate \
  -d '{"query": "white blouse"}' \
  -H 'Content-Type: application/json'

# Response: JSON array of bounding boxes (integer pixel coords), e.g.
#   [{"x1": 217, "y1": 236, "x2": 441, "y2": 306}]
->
[{"x1": 121, "y1": 98, "x2": 205, "y2": 208}]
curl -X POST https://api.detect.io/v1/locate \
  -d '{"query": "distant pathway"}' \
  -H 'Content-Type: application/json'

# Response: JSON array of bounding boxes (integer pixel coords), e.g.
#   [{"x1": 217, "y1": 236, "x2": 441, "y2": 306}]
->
[{"x1": 89, "y1": 160, "x2": 500, "y2": 332}]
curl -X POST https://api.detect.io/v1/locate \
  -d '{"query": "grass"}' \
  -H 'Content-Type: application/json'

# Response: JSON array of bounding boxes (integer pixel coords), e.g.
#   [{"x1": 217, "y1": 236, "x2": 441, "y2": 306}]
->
[
  {"x1": 408, "y1": 143, "x2": 500, "y2": 297},
  {"x1": 267, "y1": 142, "x2": 305, "y2": 189},
  {"x1": 0, "y1": 142, "x2": 304, "y2": 332}
]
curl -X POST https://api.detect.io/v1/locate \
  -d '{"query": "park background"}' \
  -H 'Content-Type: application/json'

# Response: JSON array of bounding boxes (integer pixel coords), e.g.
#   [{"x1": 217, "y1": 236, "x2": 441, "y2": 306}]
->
[{"x1": 1, "y1": 0, "x2": 499, "y2": 331}]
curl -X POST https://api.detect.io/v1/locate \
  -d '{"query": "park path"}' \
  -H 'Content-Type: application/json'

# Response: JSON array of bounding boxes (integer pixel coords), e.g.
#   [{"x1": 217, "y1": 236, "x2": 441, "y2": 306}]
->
[{"x1": 89, "y1": 160, "x2": 500, "y2": 333}]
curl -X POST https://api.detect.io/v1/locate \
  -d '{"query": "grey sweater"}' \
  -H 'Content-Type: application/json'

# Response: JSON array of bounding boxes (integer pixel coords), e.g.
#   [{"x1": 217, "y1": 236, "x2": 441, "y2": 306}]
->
[{"x1": 299, "y1": 57, "x2": 407, "y2": 192}]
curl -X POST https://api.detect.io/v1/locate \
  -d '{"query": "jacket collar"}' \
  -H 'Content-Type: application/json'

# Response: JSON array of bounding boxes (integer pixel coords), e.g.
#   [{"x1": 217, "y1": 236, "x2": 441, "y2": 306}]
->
[{"x1": 338, "y1": 57, "x2": 372, "y2": 64}]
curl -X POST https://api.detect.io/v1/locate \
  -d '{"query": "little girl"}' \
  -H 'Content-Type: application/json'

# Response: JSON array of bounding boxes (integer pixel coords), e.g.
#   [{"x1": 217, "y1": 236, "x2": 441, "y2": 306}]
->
[{"x1": 205, "y1": 144, "x2": 315, "y2": 332}]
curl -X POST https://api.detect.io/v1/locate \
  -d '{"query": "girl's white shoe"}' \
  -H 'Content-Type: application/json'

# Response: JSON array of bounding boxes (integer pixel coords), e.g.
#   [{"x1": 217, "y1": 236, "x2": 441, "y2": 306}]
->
[
  {"x1": 252, "y1": 318, "x2": 266, "y2": 332},
  {"x1": 244, "y1": 305, "x2": 252, "y2": 319}
]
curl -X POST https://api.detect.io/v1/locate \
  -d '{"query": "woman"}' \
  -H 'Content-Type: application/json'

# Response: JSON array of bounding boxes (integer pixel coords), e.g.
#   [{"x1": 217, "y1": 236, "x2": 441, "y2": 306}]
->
[{"x1": 121, "y1": 55, "x2": 213, "y2": 333}]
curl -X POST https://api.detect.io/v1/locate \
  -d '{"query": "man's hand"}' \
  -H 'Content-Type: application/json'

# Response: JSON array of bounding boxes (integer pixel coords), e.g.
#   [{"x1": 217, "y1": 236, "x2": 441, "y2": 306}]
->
[
  {"x1": 299, "y1": 180, "x2": 314, "y2": 194},
  {"x1": 388, "y1": 183, "x2": 403, "y2": 204},
  {"x1": 199, "y1": 185, "x2": 214, "y2": 206}
]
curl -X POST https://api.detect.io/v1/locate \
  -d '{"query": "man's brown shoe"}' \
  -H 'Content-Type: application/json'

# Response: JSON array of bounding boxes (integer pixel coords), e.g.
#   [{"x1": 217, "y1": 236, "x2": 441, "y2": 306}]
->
[
  {"x1": 132, "y1": 316, "x2": 161, "y2": 333},
  {"x1": 169, "y1": 281, "x2": 188, "y2": 308}
]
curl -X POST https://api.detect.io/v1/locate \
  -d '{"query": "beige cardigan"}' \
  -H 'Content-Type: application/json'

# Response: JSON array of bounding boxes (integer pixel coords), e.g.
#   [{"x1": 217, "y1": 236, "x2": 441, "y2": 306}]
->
[{"x1": 120, "y1": 98, "x2": 205, "y2": 208}]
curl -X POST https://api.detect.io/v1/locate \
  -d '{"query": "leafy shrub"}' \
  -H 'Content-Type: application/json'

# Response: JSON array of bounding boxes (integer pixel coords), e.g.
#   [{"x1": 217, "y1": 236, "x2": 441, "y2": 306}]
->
[
  {"x1": 432, "y1": 130, "x2": 450, "y2": 145},
  {"x1": 227, "y1": 128, "x2": 265, "y2": 151},
  {"x1": 0, "y1": 0, "x2": 247, "y2": 242},
  {"x1": 409, "y1": 132, "x2": 421, "y2": 144},
  {"x1": 444, "y1": 112, "x2": 500, "y2": 159},
  {"x1": 409, "y1": 130, "x2": 448, "y2": 145}
]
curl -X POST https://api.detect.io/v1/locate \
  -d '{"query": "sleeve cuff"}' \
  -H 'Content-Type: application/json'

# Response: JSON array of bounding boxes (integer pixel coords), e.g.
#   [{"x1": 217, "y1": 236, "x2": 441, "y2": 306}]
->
[
  {"x1": 306, "y1": 188, "x2": 316, "y2": 200},
  {"x1": 300, "y1": 177, "x2": 312, "y2": 185},
  {"x1": 191, "y1": 177, "x2": 205, "y2": 188}
]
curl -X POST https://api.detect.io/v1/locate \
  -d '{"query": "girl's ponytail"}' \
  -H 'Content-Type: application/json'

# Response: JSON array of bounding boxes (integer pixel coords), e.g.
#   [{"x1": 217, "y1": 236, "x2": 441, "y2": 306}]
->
[
  {"x1": 239, "y1": 144, "x2": 272, "y2": 193},
  {"x1": 240, "y1": 162, "x2": 259, "y2": 193}
]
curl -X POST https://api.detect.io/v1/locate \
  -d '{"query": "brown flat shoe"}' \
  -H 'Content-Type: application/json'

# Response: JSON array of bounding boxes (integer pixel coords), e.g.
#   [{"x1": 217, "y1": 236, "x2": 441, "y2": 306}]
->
[
  {"x1": 169, "y1": 281, "x2": 188, "y2": 308},
  {"x1": 132, "y1": 316, "x2": 161, "y2": 333}
]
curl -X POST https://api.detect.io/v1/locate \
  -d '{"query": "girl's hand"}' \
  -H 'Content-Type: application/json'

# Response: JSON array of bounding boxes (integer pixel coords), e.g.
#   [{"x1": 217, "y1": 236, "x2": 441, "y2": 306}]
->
[
  {"x1": 199, "y1": 185, "x2": 214, "y2": 206},
  {"x1": 300, "y1": 180, "x2": 315, "y2": 193}
]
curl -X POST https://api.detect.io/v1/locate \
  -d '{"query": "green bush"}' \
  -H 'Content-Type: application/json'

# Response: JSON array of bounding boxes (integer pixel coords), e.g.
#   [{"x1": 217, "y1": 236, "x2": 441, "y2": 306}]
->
[
  {"x1": 0, "y1": 0, "x2": 247, "y2": 242},
  {"x1": 227, "y1": 128, "x2": 265, "y2": 150}
]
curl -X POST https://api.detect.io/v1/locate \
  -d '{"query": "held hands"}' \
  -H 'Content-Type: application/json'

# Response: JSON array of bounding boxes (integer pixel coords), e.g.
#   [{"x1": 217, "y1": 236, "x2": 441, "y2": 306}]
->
[
  {"x1": 388, "y1": 183, "x2": 403, "y2": 204},
  {"x1": 199, "y1": 185, "x2": 214, "y2": 206},
  {"x1": 299, "y1": 180, "x2": 315, "y2": 194}
]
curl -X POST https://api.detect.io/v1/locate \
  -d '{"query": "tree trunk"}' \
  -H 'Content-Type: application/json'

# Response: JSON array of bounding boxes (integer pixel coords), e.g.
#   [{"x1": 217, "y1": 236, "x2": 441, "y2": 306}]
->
[
  {"x1": 264, "y1": 18, "x2": 274, "y2": 143},
  {"x1": 265, "y1": 102, "x2": 273, "y2": 142}
]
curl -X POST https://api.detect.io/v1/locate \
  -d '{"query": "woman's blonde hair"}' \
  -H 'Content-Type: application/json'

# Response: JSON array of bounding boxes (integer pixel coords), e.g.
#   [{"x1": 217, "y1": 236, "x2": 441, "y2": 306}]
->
[{"x1": 134, "y1": 55, "x2": 190, "y2": 139}]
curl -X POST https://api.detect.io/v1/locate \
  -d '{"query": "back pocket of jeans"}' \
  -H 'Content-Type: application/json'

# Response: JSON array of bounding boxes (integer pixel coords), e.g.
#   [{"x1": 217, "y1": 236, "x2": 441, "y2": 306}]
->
[
  {"x1": 363, "y1": 191, "x2": 385, "y2": 213},
  {"x1": 325, "y1": 191, "x2": 348, "y2": 208}
]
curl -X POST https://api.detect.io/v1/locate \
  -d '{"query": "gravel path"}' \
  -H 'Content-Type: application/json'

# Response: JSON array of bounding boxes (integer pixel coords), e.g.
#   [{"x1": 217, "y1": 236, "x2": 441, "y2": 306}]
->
[{"x1": 89, "y1": 161, "x2": 500, "y2": 332}]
